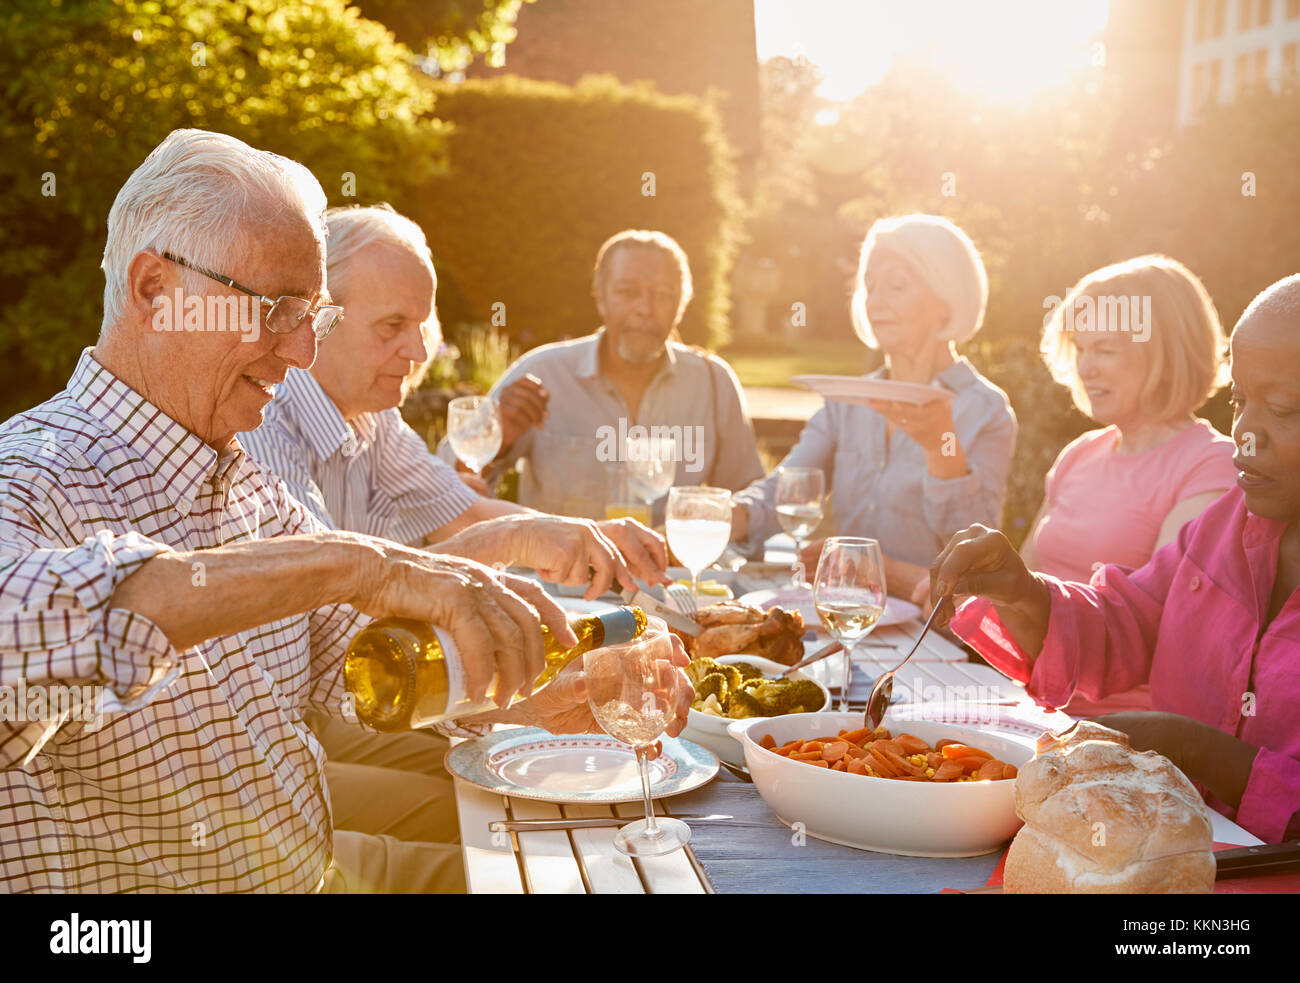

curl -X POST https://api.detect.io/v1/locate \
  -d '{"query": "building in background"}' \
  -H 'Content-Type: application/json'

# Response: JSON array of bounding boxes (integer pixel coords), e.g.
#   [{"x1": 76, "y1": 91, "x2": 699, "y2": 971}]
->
[{"x1": 1178, "y1": 0, "x2": 1300, "y2": 123}]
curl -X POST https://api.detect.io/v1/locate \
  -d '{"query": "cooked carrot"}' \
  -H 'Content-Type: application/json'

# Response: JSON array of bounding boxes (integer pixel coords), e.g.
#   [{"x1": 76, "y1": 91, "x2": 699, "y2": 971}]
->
[
  {"x1": 895, "y1": 734, "x2": 929, "y2": 755},
  {"x1": 934, "y1": 738, "x2": 961, "y2": 751},
  {"x1": 821, "y1": 741, "x2": 850, "y2": 762},
  {"x1": 941, "y1": 743, "x2": 993, "y2": 761},
  {"x1": 790, "y1": 750, "x2": 824, "y2": 761},
  {"x1": 868, "y1": 747, "x2": 901, "y2": 776},
  {"x1": 760, "y1": 733, "x2": 777, "y2": 750},
  {"x1": 925, "y1": 752, "x2": 944, "y2": 770},
  {"x1": 839, "y1": 727, "x2": 874, "y2": 745},
  {"x1": 806, "y1": 759, "x2": 830, "y2": 768},
  {"x1": 932, "y1": 761, "x2": 964, "y2": 781},
  {"x1": 831, "y1": 759, "x2": 847, "y2": 771},
  {"x1": 975, "y1": 759, "x2": 1007, "y2": 780},
  {"x1": 949, "y1": 756, "x2": 989, "y2": 774},
  {"x1": 802, "y1": 741, "x2": 825, "y2": 753},
  {"x1": 880, "y1": 746, "x2": 924, "y2": 776},
  {"x1": 1003, "y1": 763, "x2": 1018, "y2": 780}
]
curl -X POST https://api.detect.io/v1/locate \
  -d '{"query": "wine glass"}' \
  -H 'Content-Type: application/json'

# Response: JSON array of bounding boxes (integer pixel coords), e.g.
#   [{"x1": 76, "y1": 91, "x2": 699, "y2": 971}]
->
[
  {"x1": 774, "y1": 466, "x2": 825, "y2": 588},
  {"x1": 447, "y1": 395, "x2": 502, "y2": 476},
  {"x1": 665, "y1": 486, "x2": 732, "y2": 599},
  {"x1": 604, "y1": 461, "x2": 651, "y2": 525},
  {"x1": 813, "y1": 537, "x2": 887, "y2": 711},
  {"x1": 584, "y1": 617, "x2": 690, "y2": 857},
  {"x1": 626, "y1": 434, "x2": 677, "y2": 510}
]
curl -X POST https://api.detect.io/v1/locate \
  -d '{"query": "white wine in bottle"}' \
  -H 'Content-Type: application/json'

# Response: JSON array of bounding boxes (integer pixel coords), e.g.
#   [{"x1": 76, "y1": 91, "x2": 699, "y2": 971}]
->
[{"x1": 343, "y1": 606, "x2": 648, "y2": 731}]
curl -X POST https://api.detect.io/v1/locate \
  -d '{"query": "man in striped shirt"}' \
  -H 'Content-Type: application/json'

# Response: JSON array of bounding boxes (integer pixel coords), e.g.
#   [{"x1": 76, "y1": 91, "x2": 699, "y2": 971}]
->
[
  {"x1": 0, "y1": 128, "x2": 693, "y2": 892},
  {"x1": 240, "y1": 206, "x2": 674, "y2": 864}
]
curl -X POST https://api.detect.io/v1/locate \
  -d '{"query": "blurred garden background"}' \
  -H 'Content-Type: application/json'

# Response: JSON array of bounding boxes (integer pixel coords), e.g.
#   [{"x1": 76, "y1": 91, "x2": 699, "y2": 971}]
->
[{"x1": 2, "y1": 0, "x2": 1298, "y2": 542}]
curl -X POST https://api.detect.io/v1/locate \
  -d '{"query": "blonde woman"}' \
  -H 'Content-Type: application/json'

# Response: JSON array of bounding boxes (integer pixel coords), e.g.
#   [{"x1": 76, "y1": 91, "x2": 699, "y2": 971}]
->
[
  {"x1": 1025, "y1": 255, "x2": 1236, "y2": 715},
  {"x1": 731, "y1": 214, "x2": 1016, "y2": 599}
]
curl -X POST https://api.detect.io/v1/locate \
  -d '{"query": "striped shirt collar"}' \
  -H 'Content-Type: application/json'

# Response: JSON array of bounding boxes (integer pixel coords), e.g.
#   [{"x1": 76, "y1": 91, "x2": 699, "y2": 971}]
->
[
  {"x1": 576, "y1": 327, "x2": 679, "y2": 381},
  {"x1": 66, "y1": 348, "x2": 243, "y2": 515},
  {"x1": 279, "y1": 368, "x2": 377, "y2": 461}
]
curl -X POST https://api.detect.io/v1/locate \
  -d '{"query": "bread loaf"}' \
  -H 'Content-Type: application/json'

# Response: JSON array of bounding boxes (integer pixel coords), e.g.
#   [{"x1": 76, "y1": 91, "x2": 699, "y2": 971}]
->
[{"x1": 1003, "y1": 721, "x2": 1215, "y2": 893}]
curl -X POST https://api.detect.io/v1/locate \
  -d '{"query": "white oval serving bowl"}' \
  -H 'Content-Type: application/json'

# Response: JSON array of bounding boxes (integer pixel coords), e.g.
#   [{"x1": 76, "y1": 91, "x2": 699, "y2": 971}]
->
[
  {"x1": 727, "y1": 710, "x2": 1035, "y2": 857},
  {"x1": 682, "y1": 654, "x2": 829, "y2": 765}
]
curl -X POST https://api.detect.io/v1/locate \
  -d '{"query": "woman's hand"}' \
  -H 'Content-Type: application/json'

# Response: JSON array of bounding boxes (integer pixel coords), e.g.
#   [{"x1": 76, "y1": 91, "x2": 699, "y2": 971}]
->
[
  {"x1": 928, "y1": 524, "x2": 1051, "y2": 656},
  {"x1": 866, "y1": 397, "x2": 953, "y2": 454}
]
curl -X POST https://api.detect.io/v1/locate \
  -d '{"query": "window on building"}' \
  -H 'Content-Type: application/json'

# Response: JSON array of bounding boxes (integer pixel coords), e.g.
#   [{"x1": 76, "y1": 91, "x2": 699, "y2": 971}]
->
[
  {"x1": 1235, "y1": 52, "x2": 1250, "y2": 94},
  {"x1": 1195, "y1": 0, "x2": 1209, "y2": 39},
  {"x1": 1214, "y1": 0, "x2": 1228, "y2": 35},
  {"x1": 1240, "y1": 0, "x2": 1254, "y2": 30},
  {"x1": 1288, "y1": 0, "x2": 1300, "y2": 21},
  {"x1": 1255, "y1": 47, "x2": 1270, "y2": 82},
  {"x1": 1208, "y1": 57, "x2": 1222, "y2": 100},
  {"x1": 1259, "y1": 0, "x2": 1273, "y2": 26},
  {"x1": 1284, "y1": 42, "x2": 1298, "y2": 76}
]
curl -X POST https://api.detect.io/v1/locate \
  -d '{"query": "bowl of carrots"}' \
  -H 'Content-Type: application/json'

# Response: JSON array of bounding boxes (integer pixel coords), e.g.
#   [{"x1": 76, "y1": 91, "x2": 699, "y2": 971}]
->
[{"x1": 726, "y1": 711, "x2": 1036, "y2": 857}]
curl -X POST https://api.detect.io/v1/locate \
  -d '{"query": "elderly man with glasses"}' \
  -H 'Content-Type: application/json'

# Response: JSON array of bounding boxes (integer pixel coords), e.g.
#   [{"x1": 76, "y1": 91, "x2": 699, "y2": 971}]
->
[
  {"x1": 240, "y1": 203, "x2": 673, "y2": 866},
  {"x1": 0, "y1": 128, "x2": 693, "y2": 893}
]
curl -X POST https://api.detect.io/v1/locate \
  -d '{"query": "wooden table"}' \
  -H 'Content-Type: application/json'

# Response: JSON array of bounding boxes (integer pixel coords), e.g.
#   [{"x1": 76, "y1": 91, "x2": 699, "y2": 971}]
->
[{"x1": 450, "y1": 606, "x2": 1040, "y2": 893}]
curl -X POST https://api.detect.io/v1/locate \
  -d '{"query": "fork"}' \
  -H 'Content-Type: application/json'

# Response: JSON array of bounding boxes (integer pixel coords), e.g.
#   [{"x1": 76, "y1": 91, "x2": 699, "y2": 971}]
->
[{"x1": 664, "y1": 582, "x2": 700, "y2": 615}]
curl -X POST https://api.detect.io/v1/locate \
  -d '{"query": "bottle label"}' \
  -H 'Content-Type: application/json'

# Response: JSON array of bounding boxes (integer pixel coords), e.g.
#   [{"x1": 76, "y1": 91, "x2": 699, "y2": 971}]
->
[
  {"x1": 600, "y1": 607, "x2": 642, "y2": 646},
  {"x1": 436, "y1": 627, "x2": 470, "y2": 713}
]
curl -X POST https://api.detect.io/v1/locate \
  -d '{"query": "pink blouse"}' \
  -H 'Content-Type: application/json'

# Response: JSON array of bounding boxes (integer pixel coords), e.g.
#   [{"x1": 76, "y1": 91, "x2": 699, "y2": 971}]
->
[
  {"x1": 952, "y1": 487, "x2": 1300, "y2": 844},
  {"x1": 1028, "y1": 419, "x2": 1237, "y2": 584}
]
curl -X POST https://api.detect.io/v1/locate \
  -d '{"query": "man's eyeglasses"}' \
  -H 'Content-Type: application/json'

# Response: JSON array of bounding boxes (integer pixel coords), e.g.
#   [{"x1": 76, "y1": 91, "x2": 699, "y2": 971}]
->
[{"x1": 161, "y1": 251, "x2": 343, "y2": 340}]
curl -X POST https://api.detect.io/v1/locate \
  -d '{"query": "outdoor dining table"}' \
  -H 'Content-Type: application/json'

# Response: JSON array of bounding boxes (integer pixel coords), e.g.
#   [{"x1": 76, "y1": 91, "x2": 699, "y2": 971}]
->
[
  {"x1": 449, "y1": 613, "x2": 1265, "y2": 893},
  {"x1": 448, "y1": 539, "x2": 1267, "y2": 893}
]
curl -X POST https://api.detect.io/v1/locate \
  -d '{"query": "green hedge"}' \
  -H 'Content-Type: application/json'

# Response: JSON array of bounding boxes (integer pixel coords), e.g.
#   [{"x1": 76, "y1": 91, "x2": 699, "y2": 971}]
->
[
  {"x1": 0, "y1": 0, "x2": 443, "y2": 420},
  {"x1": 406, "y1": 74, "x2": 743, "y2": 351}
]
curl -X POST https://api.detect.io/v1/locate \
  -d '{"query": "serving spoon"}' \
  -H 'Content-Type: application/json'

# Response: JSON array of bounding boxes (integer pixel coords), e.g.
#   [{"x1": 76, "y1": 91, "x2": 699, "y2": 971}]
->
[{"x1": 863, "y1": 598, "x2": 946, "y2": 732}]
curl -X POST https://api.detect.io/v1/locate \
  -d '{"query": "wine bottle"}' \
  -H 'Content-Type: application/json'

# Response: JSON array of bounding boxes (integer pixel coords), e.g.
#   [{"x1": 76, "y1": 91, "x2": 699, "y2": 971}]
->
[{"x1": 343, "y1": 606, "x2": 648, "y2": 731}]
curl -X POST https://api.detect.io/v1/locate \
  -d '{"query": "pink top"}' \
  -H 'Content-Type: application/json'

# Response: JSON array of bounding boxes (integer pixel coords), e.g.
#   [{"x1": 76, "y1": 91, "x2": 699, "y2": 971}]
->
[
  {"x1": 1028, "y1": 419, "x2": 1237, "y2": 583},
  {"x1": 952, "y1": 487, "x2": 1300, "y2": 844}
]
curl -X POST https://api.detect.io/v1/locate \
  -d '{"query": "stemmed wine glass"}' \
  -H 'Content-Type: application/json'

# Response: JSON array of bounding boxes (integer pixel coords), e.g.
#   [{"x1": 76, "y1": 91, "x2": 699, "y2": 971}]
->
[
  {"x1": 774, "y1": 466, "x2": 825, "y2": 588},
  {"x1": 584, "y1": 617, "x2": 690, "y2": 857},
  {"x1": 665, "y1": 486, "x2": 732, "y2": 599},
  {"x1": 626, "y1": 435, "x2": 677, "y2": 513},
  {"x1": 447, "y1": 395, "x2": 502, "y2": 477},
  {"x1": 813, "y1": 537, "x2": 887, "y2": 711}
]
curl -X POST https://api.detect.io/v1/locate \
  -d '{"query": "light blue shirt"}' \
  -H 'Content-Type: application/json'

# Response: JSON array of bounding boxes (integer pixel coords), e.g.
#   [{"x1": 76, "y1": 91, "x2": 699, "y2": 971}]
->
[
  {"x1": 731, "y1": 357, "x2": 1017, "y2": 567},
  {"x1": 241, "y1": 369, "x2": 478, "y2": 545}
]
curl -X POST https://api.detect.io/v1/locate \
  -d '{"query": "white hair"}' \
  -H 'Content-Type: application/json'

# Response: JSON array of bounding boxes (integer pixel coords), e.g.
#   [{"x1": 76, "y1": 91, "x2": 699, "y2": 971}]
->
[
  {"x1": 850, "y1": 214, "x2": 989, "y2": 349},
  {"x1": 100, "y1": 128, "x2": 328, "y2": 331},
  {"x1": 325, "y1": 202, "x2": 436, "y2": 299}
]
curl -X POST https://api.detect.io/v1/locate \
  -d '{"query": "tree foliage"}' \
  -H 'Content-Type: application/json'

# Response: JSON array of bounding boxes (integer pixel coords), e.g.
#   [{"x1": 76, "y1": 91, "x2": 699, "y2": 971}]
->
[
  {"x1": 347, "y1": 0, "x2": 532, "y2": 71},
  {"x1": 0, "y1": 0, "x2": 444, "y2": 418}
]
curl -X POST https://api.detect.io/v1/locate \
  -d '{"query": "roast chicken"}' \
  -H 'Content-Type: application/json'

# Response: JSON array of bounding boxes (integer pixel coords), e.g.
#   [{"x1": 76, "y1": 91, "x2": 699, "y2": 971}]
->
[{"x1": 672, "y1": 600, "x2": 805, "y2": 666}]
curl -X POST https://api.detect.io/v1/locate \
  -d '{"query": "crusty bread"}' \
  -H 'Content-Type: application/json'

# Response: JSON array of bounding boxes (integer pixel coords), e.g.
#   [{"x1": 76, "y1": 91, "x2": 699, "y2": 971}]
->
[{"x1": 1003, "y1": 721, "x2": 1215, "y2": 893}]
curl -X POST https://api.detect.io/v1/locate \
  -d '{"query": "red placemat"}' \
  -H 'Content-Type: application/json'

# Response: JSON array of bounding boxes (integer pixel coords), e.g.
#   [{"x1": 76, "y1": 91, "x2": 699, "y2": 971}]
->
[{"x1": 943, "y1": 842, "x2": 1300, "y2": 894}]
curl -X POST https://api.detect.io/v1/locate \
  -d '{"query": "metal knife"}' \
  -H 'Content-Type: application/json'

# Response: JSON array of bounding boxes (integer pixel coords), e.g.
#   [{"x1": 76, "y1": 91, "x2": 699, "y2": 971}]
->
[
  {"x1": 489, "y1": 813, "x2": 732, "y2": 833},
  {"x1": 619, "y1": 582, "x2": 703, "y2": 637}
]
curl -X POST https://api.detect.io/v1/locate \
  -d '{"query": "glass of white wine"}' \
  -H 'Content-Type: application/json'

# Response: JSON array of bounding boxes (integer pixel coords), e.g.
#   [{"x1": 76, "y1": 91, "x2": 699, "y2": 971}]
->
[
  {"x1": 774, "y1": 466, "x2": 825, "y2": 588},
  {"x1": 665, "y1": 486, "x2": 732, "y2": 599},
  {"x1": 446, "y1": 395, "x2": 503, "y2": 477},
  {"x1": 584, "y1": 617, "x2": 690, "y2": 857},
  {"x1": 813, "y1": 537, "x2": 886, "y2": 711}
]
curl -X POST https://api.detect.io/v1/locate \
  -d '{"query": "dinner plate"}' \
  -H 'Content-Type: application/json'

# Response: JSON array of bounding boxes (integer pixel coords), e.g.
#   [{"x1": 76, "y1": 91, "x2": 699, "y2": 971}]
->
[
  {"x1": 446, "y1": 728, "x2": 719, "y2": 804},
  {"x1": 791, "y1": 374, "x2": 956, "y2": 407},
  {"x1": 738, "y1": 587, "x2": 922, "y2": 630}
]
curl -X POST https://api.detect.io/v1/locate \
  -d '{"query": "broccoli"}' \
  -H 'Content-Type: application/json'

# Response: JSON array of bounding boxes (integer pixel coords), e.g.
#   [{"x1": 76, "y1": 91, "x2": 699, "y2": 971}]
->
[
  {"x1": 725, "y1": 688, "x2": 766, "y2": 719},
  {"x1": 693, "y1": 671, "x2": 729, "y2": 707}
]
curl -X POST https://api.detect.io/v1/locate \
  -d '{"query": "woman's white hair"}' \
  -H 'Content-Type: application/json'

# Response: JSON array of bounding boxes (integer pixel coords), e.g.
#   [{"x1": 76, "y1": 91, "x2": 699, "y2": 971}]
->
[
  {"x1": 100, "y1": 128, "x2": 327, "y2": 331},
  {"x1": 326, "y1": 203, "x2": 441, "y2": 388},
  {"x1": 850, "y1": 214, "x2": 989, "y2": 348}
]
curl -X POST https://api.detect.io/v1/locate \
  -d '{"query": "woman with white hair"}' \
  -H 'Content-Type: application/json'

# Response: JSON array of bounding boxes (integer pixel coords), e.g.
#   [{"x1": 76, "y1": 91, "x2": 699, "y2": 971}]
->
[
  {"x1": 731, "y1": 214, "x2": 1016, "y2": 600},
  {"x1": 1023, "y1": 255, "x2": 1237, "y2": 716}
]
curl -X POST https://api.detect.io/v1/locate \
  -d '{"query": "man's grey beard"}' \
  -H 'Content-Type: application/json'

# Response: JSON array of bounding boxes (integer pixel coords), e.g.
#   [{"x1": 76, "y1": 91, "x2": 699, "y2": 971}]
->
[{"x1": 615, "y1": 333, "x2": 666, "y2": 365}]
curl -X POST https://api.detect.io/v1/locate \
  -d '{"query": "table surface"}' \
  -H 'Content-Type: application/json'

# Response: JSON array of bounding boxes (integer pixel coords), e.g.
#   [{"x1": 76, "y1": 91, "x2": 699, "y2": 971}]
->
[{"x1": 451, "y1": 544, "x2": 1264, "y2": 893}]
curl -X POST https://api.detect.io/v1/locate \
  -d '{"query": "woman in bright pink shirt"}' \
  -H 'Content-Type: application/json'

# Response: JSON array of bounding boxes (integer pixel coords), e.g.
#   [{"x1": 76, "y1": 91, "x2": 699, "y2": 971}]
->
[
  {"x1": 1023, "y1": 256, "x2": 1237, "y2": 715},
  {"x1": 929, "y1": 274, "x2": 1300, "y2": 844}
]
